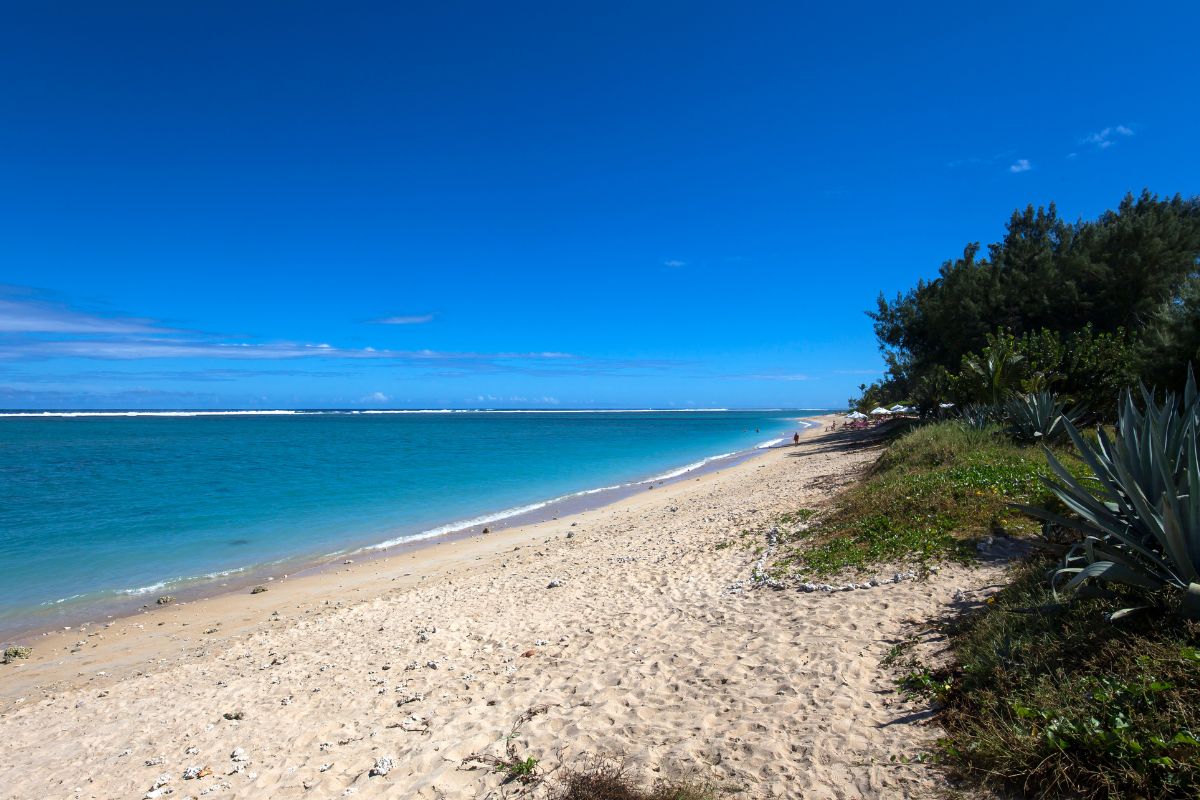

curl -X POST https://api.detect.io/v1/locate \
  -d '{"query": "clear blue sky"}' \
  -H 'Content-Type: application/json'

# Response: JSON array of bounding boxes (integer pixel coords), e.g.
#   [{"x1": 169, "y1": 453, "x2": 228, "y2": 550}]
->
[{"x1": 1, "y1": 1, "x2": 1197, "y2": 409}]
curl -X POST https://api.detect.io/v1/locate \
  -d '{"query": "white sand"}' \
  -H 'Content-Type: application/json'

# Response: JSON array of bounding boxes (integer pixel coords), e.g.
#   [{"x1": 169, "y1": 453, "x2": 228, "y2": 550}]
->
[{"x1": 0, "y1": 418, "x2": 1001, "y2": 799}]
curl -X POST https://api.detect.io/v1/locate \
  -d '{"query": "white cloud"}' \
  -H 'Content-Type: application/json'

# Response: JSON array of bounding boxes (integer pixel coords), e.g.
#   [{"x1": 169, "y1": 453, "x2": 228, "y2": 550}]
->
[
  {"x1": 1083, "y1": 125, "x2": 1135, "y2": 149},
  {"x1": 0, "y1": 288, "x2": 682, "y2": 388},
  {"x1": 372, "y1": 314, "x2": 434, "y2": 325},
  {"x1": 0, "y1": 297, "x2": 174, "y2": 334},
  {"x1": 1009, "y1": 159, "x2": 1032, "y2": 173},
  {"x1": 0, "y1": 338, "x2": 578, "y2": 362},
  {"x1": 360, "y1": 391, "x2": 389, "y2": 403},
  {"x1": 663, "y1": 259, "x2": 686, "y2": 268}
]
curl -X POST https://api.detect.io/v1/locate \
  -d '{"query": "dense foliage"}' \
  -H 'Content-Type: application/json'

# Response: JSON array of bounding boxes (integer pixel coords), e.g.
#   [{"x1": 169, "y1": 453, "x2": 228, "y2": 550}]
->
[
  {"x1": 938, "y1": 559, "x2": 1200, "y2": 799},
  {"x1": 853, "y1": 191, "x2": 1200, "y2": 415},
  {"x1": 1023, "y1": 377, "x2": 1200, "y2": 619}
]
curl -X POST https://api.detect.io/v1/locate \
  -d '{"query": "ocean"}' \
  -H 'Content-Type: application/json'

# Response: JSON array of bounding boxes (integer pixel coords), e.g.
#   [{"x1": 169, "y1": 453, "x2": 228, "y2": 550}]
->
[{"x1": 0, "y1": 409, "x2": 824, "y2": 636}]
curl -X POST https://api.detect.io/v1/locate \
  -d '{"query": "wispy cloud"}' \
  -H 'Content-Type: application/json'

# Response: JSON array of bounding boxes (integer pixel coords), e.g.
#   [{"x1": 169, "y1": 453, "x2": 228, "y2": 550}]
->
[
  {"x1": 0, "y1": 287, "x2": 681, "y2": 388},
  {"x1": 736, "y1": 373, "x2": 812, "y2": 381},
  {"x1": 1083, "y1": 124, "x2": 1134, "y2": 150},
  {"x1": 0, "y1": 295, "x2": 177, "y2": 335},
  {"x1": 360, "y1": 391, "x2": 389, "y2": 403},
  {"x1": 0, "y1": 383, "x2": 217, "y2": 408},
  {"x1": 0, "y1": 286, "x2": 574, "y2": 368},
  {"x1": 0, "y1": 338, "x2": 576, "y2": 363},
  {"x1": 474, "y1": 394, "x2": 560, "y2": 405},
  {"x1": 372, "y1": 314, "x2": 434, "y2": 325},
  {"x1": 1009, "y1": 158, "x2": 1032, "y2": 173},
  {"x1": 0, "y1": 367, "x2": 356, "y2": 383},
  {"x1": 663, "y1": 259, "x2": 686, "y2": 268}
]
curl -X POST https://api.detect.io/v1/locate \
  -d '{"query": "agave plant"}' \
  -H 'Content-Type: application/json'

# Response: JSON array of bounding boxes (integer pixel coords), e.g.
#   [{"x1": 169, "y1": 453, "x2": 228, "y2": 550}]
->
[
  {"x1": 1005, "y1": 391, "x2": 1083, "y2": 443},
  {"x1": 958, "y1": 403, "x2": 998, "y2": 430},
  {"x1": 1018, "y1": 373, "x2": 1200, "y2": 618}
]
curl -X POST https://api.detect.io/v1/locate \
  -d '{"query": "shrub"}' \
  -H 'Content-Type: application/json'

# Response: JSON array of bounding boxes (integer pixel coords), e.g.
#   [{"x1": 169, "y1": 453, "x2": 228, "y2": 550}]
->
[
  {"x1": 3, "y1": 646, "x2": 32, "y2": 663},
  {"x1": 1020, "y1": 376, "x2": 1200, "y2": 618}
]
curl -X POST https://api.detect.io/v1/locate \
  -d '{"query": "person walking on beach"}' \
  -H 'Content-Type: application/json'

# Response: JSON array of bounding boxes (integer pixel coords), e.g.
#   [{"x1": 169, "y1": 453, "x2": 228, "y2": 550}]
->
[{"x1": 793, "y1": 432, "x2": 800, "y2": 445}]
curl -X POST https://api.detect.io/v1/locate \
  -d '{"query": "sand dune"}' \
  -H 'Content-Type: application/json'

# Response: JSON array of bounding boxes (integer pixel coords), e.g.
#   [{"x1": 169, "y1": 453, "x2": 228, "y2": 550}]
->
[{"x1": 0, "y1": 420, "x2": 999, "y2": 799}]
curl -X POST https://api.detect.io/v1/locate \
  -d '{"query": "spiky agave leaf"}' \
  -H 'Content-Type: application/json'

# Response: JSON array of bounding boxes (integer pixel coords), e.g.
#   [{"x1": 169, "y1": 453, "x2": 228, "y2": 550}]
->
[
  {"x1": 1018, "y1": 375, "x2": 1200, "y2": 617},
  {"x1": 958, "y1": 404, "x2": 997, "y2": 431},
  {"x1": 1005, "y1": 391, "x2": 1083, "y2": 444}
]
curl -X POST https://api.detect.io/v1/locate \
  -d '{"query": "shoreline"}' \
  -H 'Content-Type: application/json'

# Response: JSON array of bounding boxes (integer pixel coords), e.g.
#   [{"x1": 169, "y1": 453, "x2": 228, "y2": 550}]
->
[
  {"x1": 0, "y1": 416, "x2": 824, "y2": 647},
  {"x1": 0, "y1": 412, "x2": 989, "y2": 800},
  {"x1": 0, "y1": 407, "x2": 816, "y2": 417}
]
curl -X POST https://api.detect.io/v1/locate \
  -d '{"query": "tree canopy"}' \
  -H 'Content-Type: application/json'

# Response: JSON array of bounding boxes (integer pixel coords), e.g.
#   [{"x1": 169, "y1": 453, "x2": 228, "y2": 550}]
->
[{"x1": 856, "y1": 191, "x2": 1200, "y2": 413}]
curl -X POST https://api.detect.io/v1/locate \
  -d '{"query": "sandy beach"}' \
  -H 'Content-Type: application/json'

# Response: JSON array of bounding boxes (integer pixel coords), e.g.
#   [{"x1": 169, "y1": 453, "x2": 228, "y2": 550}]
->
[{"x1": 0, "y1": 417, "x2": 1000, "y2": 799}]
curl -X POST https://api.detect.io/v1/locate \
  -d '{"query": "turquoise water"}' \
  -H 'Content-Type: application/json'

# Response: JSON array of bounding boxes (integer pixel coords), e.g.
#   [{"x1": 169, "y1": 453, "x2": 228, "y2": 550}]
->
[{"x1": 0, "y1": 409, "x2": 822, "y2": 635}]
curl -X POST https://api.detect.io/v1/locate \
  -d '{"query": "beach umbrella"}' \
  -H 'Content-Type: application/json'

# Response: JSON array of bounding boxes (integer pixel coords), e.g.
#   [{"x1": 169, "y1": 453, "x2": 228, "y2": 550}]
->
[
  {"x1": 844, "y1": 411, "x2": 867, "y2": 420},
  {"x1": 889, "y1": 404, "x2": 909, "y2": 413},
  {"x1": 869, "y1": 407, "x2": 892, "y2": 415}
]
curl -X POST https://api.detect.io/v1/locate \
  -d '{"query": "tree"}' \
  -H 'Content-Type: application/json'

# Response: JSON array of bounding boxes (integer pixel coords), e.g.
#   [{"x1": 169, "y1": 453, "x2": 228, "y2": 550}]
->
[{"x1": 864, "y1": 191, "x2": 1200, "y2": 415}]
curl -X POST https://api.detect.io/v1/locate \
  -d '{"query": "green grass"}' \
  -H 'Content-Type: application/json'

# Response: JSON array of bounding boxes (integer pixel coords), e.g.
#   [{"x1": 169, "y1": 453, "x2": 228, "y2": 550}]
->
[
  {"x1": 935, "y1": 557, "x2": 1200, "y2": 798},
  {"x1": 770, "y1": 422, "x2": 1085, "y2": 578}
]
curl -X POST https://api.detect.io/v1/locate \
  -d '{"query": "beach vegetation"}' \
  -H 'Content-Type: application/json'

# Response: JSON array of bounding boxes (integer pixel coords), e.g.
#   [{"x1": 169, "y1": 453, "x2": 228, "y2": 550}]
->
[
  {"x1": 855, "y1": 191, "x2": 1200, "y2": 415},
  {"x1": 770, "y1": 422, "x2": 1081, "y2": 578},
  {"x1": 933, "y1": 557, "x2": 1200, "y2": 798},
  {"x1": 1004, "y1": 390, "x2": 1083, "y2": 444},
  {"x1": 500, "y1": 755, "x2": 541, "y2": 783},
  {"x1": 897, "y1": 666, "x2": 955, "y2": 705},
  {"x1": 847, "y1": 376, "x2": 1200, "y2": 796},
  {"x1": 553, "y1": 758, "x2": 717, "y2": 800},
  {"x1": 462, "y1": 706, "x2": 550, "y2": 788},
  {"x1": 3, "y1": 645, "x2": 32, "y2": 663},
  {"x1": 960, "y1": 334, "x2": 1024, "y2": 406},
  {"x1": 879, "y1": 636, "x2": 918, "y2": 668},
  {"x1": 1019, "y1": 377, "x2": 1200, "y2": 618},
  {"x1": 776, "y1": 508, "x2": 817, "y2": 525}
]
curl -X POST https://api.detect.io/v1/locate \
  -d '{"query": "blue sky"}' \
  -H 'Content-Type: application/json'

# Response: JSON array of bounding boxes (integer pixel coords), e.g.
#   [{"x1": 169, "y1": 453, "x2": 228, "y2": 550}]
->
[{"x1": 1, "y1": 1, "x2": 1197, "y2": 409}]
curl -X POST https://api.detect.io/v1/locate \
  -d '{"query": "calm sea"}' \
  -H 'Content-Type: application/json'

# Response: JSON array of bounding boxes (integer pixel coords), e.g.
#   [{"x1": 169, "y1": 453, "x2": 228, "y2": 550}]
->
[{"x1": 0, "y1": 409, "x2": 824, "y2": 636}]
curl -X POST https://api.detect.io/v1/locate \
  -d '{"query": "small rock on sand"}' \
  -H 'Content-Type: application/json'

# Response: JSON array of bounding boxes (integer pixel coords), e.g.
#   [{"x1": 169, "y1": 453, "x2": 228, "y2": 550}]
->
[{"x1": 250, "y1": 585, "x2": 267, "y2": 594}]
